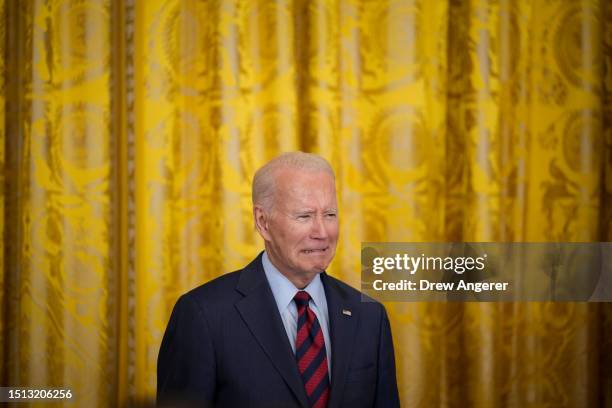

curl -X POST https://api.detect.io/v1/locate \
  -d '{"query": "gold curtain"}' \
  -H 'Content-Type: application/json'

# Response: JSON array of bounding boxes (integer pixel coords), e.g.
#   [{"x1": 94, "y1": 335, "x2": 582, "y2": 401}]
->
[{"x1": 2, "y1": 0, "x2": 612, "y2": 406}]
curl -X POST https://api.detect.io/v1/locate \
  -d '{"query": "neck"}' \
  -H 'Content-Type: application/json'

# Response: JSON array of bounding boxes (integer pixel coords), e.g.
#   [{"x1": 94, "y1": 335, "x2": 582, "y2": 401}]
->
[
  {"x1": 289, "y1": 275, "x2": 314, "y2": 290},
  {"x1": 265, "y1": 250, "x2": 316, "y2": 289}
]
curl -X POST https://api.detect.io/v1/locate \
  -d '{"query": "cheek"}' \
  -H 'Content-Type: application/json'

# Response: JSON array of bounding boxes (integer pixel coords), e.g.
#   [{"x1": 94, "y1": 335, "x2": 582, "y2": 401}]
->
[
  {"x1": 328, "y1": 223, "x2": 339, "y2": 240},
  {"x1": 288, "y1": 226, "x2": 310, "y2": 244}
]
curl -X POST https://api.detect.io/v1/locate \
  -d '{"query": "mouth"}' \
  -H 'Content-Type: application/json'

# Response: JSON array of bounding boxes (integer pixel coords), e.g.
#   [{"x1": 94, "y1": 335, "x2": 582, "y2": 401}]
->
[{"x1": 302, "y1": 247, "x2": 329, "y2": 254}]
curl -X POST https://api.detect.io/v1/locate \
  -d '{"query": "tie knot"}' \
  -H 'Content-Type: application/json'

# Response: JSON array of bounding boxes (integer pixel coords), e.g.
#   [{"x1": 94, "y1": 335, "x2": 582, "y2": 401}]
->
[{"x1": 294, "y1": 290, "x2": 311, "y2": 307}]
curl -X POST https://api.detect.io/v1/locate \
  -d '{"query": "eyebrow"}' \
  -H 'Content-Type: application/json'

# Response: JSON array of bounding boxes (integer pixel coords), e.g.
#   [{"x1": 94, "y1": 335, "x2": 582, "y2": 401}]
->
[
  {"x1": 293, "y1": 209, "x2": 315, "y2": 215},
  {"x1": 293, "y1": 208, "x2": 337, "y2": 214}
]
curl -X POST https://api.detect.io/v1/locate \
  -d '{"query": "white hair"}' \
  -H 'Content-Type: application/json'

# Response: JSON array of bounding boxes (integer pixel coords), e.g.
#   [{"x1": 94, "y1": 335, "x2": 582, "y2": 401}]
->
[{"x1": 252, "y1": 151, "x2": 335, "y2": 212}]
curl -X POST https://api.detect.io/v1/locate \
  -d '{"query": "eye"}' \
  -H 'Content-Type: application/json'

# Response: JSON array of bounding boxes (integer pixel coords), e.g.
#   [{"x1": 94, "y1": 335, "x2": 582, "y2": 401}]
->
[
  {"x1": 297, "y1": 214, "x2": 310, "y2": 220},
  {"x1": 326, "y1": 213, "x2": 337, "y2": 218}
]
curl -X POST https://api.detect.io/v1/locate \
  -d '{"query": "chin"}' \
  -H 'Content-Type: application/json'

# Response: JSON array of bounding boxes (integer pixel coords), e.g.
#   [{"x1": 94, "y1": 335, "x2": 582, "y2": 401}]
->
[
  {"x1": 296, "y1": 263, "x2": 322, "y2": 276},
  {"x1": 309, "y1": 262, "x2": 331, "y2": 274},
  {"x1": 296, "y1": 253, "x2": 335, "y2": 275}
]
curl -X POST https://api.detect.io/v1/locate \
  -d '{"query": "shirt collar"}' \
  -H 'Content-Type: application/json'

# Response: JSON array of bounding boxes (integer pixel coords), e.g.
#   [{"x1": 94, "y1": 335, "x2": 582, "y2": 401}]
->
[{"x1": 262, "y1": 251, "x2": 326, "y2": 310}]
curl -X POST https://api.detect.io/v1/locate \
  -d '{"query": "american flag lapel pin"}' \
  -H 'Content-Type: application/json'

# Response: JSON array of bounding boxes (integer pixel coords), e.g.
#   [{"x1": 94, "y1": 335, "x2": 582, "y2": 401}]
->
[{"x1": 342, "y1": 309, "x2": 352, "y2": 317}]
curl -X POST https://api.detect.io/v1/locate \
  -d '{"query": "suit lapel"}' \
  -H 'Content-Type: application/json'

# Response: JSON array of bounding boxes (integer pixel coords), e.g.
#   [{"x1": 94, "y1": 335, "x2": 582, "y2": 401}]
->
[
  {"x1": 235, "y1": 255, "x2": 309, "y2": 408},
  {"x1": 321, "y1": 273, "x2": 359, "y2": 408}
]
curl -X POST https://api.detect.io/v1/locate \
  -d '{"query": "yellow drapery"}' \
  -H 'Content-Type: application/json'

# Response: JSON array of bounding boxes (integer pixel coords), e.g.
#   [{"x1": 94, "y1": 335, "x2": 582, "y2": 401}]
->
[{"x1": 2, "y1": 0, "x2": 612, "y2": 406}]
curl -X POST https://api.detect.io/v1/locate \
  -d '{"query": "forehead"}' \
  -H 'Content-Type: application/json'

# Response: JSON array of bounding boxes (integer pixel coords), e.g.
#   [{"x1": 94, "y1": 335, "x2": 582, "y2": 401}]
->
[{"x1": 274, "y1": 167, "x2": 336, "y2": 205}]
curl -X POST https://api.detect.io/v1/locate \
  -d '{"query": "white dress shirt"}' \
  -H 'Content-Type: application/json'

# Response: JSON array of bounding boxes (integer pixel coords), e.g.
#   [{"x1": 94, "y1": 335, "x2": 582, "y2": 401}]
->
[{"x1": 262, "y1": 251, "x2": 332, "y2": 375}]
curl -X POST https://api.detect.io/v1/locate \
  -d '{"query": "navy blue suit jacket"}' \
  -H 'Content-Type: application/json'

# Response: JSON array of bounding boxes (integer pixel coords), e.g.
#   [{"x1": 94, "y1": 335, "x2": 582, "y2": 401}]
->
[{"x1": 157, "y1": 253, "x2": 400, "y2": 407}]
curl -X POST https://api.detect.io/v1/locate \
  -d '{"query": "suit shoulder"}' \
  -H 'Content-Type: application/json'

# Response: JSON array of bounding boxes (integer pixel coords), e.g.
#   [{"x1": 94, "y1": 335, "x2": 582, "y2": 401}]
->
[
  {"x1": 324, "y1": 273, "x2": 361, "y2": 298},
  {"x1": 181, "y1": 269, "x2": 242, "y2": 308}
]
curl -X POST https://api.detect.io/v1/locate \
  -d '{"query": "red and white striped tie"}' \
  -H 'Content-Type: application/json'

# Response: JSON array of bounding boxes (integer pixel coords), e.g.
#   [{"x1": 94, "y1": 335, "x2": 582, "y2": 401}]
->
[{"x1": 294, "y1": 291, "x2": 330, "y2": 408}]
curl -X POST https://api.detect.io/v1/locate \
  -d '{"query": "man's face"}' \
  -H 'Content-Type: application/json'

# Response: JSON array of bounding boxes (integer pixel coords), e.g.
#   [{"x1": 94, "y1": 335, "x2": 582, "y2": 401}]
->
[{"x1": 255, "y1": 167, "x2": 339, "y2": 285}]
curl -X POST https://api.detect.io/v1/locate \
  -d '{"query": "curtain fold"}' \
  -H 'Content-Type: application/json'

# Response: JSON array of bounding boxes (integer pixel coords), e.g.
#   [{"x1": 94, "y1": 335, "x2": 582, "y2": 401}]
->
[
  {"x1": 4, "y1": 0, "x2": 118, "y2": 405},
  {"x1": 3, "y1": 0, "x2": 611, "y2": 406},
  {"x1": 0, "y1": 0, "x2": 5, "y2": 388}
]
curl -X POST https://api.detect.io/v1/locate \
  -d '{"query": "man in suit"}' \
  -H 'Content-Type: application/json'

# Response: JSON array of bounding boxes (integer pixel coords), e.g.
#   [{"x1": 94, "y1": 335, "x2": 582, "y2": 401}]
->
[{"x1": 157, "y1": 152, "x2": 400, "y2": 407}]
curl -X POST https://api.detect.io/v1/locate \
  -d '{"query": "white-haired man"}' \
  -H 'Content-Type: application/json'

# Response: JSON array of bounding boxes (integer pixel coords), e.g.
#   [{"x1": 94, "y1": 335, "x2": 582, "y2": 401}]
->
[{"x1": 158, "y1": 152, "x2": 399, "y2": 408}]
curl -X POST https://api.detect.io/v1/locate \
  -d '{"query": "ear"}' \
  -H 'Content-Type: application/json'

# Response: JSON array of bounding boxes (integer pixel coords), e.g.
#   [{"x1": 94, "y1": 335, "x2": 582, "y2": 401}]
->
[{"x1": 254, "y1": 205, "x2": 272, "y2": 241}]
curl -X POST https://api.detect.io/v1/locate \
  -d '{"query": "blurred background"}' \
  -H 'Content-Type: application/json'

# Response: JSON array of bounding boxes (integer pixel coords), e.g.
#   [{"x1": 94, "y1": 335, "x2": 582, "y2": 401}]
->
[{"x1": 2, "y1": 0, "x2": 612, "y2": 406}]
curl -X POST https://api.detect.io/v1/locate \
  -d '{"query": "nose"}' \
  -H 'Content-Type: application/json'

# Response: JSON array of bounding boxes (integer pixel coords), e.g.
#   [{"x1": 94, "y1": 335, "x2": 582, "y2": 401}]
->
[{"x1": 310, "y1": 215, "x2": 329, "y2": 239}]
